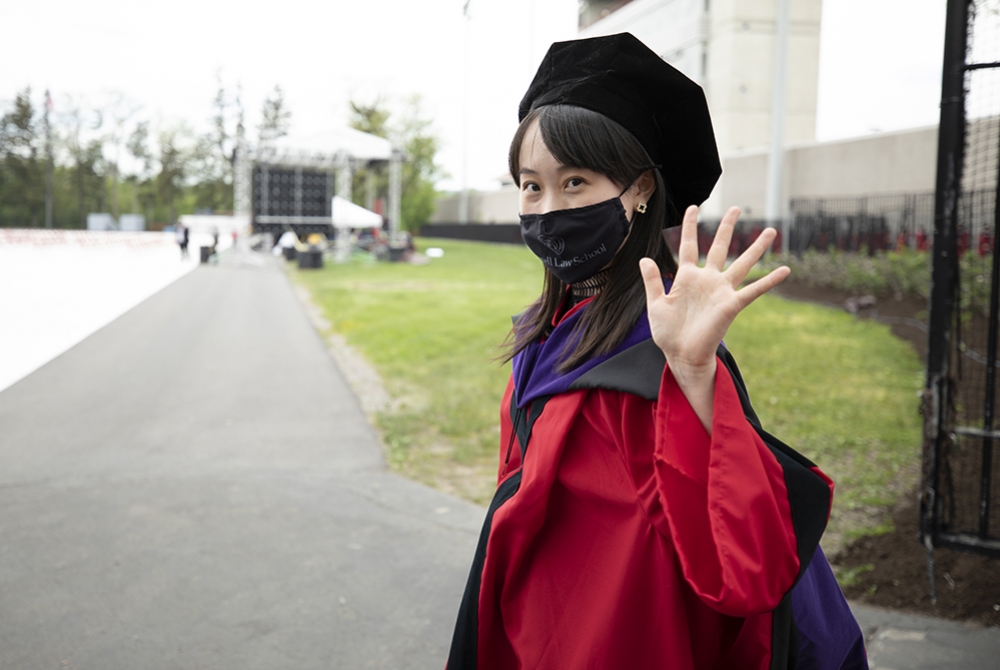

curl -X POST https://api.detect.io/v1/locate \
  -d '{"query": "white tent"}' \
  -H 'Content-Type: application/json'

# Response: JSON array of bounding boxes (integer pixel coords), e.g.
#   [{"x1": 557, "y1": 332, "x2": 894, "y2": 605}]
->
[
  {"x1": 263, "y1": 127, "x2": 393, "y2": 163},
  {"x1": 331, "y1": 196, "x2": 383, "y2": 229}
]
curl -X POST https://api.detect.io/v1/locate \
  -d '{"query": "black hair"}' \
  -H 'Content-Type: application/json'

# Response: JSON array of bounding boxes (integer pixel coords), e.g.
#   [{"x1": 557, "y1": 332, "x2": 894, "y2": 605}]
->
[{"x1": 504, "y1": 104, "x2": 679, "y2": 372}]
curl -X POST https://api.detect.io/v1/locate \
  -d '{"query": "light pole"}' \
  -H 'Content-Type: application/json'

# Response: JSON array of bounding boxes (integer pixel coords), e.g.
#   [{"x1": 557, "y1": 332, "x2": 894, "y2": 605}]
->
[
  {"x1": 458, "y1": 0, "x2": 472, "y2": 224},
  {"x1": 765, "y1": 0, "x2": 791, "y2": 254},
  {"x1": 44, "y1": 90, "x2": 53, "y2": 229}
]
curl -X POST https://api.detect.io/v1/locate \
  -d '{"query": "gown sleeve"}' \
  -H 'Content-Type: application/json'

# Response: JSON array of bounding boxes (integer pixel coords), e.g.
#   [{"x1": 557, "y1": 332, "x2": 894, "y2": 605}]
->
[{"x1": 650, "y1": 355, "x2": 833, "y2": 617}]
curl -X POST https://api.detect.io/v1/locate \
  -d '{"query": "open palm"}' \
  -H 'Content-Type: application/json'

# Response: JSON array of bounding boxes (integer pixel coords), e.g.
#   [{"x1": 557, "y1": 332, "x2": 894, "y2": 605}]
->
[{"x1": 640, "y1": 205, "x2": 790, "y2": 384}]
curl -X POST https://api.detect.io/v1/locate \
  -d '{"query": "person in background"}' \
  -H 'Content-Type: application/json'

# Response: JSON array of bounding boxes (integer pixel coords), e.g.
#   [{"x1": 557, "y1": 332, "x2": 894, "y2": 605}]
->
[{"x1": 175, "y1": 221, "x2": 189, "y2": 260}]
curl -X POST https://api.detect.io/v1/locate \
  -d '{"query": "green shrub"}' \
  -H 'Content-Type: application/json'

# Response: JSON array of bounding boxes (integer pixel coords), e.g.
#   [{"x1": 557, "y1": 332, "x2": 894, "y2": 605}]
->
[
  {"x1": 765, "y1": 248, "x2": 931, "y2": 301},
  {"x1": 766, "y1": 247, "x2": 1000, "y2": 317}
]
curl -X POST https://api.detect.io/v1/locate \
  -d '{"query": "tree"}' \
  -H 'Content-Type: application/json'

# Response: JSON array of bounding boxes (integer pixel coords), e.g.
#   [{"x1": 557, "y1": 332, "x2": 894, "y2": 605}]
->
[
  {"x1": 191, "y1": 74, "x2": 246, "y2": 213},
  {"x1": 202, "y1": 72, "x2": 234, "y2": 210},
  {"x1": 0, "y1": 87, "x2": 44, "y2": 226},
  {"x1": 349, "y1": 97, "x2": 391, "y2": 138},
  {"x1": 156, "y1": 128, "x2": 187, "y2": 224},
  {"x1": 258, "y1": 85, "x2": 291, "y2": 143},
  {"x1": 347, "y1": 95, "x2": 444, "y2": 232},
  {"x1": 102, "y1": 91, "x2": 141, "y2": 220},
  {"x1": 59, "y1": 97, "x2": 107, "y2": 227},
  {"x1": 0, "y1": 84, "x2": 259, "y2": 228},
  {"x1": 395, "y1": 96, "x2": 445, "y2": 232},
  {"x1": 126, "y1": 120, "x2": 155, "y2": 222},
  {"x1": 349, "y1": 97, "x2": 391, "y2": 210}
]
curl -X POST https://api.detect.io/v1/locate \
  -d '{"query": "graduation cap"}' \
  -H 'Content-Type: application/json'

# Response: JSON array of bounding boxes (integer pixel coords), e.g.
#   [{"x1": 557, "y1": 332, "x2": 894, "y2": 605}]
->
[{"x1": 519, "y1": 32, "x2": 722, "y2": 213}]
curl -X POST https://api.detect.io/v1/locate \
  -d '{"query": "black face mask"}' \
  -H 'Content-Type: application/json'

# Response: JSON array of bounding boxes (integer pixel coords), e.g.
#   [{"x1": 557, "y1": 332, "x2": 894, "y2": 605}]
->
[{"x1": 520, "y1": 191, "x2": 632, "y2": 285}]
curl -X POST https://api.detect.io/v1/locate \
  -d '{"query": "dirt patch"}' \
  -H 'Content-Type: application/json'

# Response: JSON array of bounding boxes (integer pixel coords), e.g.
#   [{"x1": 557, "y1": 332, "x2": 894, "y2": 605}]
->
[
  {"x1": 835, "y1": 498, "x2": 1000, "y2": 627},
  {"x1": 774, "y1": 279, "x2": 1000, "y2": 627},
  {"x1": 772, "y1": 281, "x2": 929, "y2": 362}
]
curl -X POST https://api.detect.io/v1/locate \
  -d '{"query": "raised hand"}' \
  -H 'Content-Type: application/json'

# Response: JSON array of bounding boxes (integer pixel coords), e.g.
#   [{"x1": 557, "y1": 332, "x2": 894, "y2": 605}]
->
[{"x1": 639, "y1": 205, "x2": 790, "y2": 430}]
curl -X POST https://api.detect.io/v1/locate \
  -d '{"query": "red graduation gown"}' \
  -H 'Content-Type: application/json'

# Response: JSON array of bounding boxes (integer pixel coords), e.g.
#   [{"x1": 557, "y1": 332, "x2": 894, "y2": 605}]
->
[
  {"x1": 447, "y1": 296, "x2": 839, "y2": 670},
  {"x1": 478, "y1": 363, "x2": 809, "y2": 669}
]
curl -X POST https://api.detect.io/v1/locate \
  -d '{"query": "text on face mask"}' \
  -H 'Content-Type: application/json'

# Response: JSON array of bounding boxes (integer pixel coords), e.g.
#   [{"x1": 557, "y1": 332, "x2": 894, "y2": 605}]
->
[{"x1": 544, "y1": 243, "x2": 608, "y2": 268}]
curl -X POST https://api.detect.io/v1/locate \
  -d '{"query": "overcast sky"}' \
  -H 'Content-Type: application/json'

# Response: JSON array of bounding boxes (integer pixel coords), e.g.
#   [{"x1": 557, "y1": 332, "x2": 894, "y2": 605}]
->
[{"x1": 1, "y1": 0, "x2": 946, "y2": 192}]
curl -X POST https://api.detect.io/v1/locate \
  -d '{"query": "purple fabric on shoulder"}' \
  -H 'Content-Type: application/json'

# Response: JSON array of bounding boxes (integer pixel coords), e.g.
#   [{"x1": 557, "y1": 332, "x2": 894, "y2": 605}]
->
[{"x1": 512, "y1": 280, "x2": 672, "y2": 408}]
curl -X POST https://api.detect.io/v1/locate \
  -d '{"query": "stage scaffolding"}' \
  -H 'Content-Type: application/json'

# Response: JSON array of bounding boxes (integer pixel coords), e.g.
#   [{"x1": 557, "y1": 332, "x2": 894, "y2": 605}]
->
[{"x1": 232, "y1": 127, "x2": 403, "y2": 239}]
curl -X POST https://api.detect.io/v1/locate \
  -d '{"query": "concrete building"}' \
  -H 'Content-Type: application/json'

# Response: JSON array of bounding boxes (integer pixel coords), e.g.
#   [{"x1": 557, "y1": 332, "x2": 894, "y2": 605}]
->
[
  {"x1": 431, "y1": 0, "x2": 937, "y2": 232},
  {"x1": 578, "y1": 0, "x2": 822, "y2": 153}
]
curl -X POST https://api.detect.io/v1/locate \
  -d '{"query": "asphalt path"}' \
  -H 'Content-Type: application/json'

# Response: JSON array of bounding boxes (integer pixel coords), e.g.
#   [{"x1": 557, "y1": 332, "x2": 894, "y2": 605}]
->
[{"x1": 0, "y1": 254, "x2": 481, "y2": 669}]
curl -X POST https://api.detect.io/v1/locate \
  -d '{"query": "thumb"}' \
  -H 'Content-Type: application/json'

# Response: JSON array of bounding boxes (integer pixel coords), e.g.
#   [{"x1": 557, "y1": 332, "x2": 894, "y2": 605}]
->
[{"x1": 639, "y1": 257, "x2": 665, "y2": 306}]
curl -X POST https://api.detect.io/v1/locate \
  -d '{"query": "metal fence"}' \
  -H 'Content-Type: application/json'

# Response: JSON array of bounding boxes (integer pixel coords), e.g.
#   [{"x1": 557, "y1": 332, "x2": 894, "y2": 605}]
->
[
  {"x1": 428, "y1": 200, "x2": 942, "y2": 257},
  {"x1": 921, "y1": 0, "x2": 1000, "y2": 602},
  {"x1": 662, "y1": 194, "x2": 937, "y2": 258},
  {"x1": 788, "y1": 193, "x2": 936, "y2": 253}
]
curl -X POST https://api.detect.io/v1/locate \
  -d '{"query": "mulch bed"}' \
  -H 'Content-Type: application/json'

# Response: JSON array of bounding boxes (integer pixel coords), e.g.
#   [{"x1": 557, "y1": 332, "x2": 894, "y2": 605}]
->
[{"x1": 771, "y1": 280, "x2": 1000, "y2": 628}]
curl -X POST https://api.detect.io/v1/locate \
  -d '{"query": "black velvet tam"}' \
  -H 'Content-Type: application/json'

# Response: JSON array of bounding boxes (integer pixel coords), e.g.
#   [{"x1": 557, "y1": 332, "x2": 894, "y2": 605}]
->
[{"x1": 519, "y1": 32, "x2": 722, "y2": 212}]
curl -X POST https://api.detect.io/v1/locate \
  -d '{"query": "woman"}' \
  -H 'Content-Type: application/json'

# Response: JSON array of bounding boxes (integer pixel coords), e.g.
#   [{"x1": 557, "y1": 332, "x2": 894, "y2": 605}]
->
[{"x1": 448, "y1": 34, "x2": 867, "y2": 670}]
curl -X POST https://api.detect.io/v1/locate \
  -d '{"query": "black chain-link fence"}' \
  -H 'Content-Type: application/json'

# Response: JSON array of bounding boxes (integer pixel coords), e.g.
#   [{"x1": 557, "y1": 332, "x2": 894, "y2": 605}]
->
[{"x1": 922, "y1": 0, "x2": 1000, "y2": 568}]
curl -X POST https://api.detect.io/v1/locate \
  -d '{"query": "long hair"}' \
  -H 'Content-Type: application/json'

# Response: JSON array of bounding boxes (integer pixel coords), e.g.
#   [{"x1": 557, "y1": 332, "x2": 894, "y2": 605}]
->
[{"x1": 505, "y1": 105, "x2": 680, "y2": 372}]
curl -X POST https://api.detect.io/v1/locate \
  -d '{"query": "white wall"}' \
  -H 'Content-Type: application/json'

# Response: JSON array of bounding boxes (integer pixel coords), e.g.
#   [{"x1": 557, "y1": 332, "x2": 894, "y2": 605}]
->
[
  {"x1": 578, "y1": 0, "x2": 823, "y2": 156},
  {"x1": 572, "y1": 0, "x2": 824, "y2": 219},
  {"x1": 432, "y1": 189, "x2": 520, "y2": 225},
  {"x1": 718, "y1": 125, "x2": 938, "y2": 218},
  {"x1": 579, "y1": 0, "x2": 708, "y2": 83},
  {"x1": 707, "y1": 0, "x2": 822, "y2": 152},
  {"x1": 432, "y1": 125, "x2": 939, "y2": 224}
]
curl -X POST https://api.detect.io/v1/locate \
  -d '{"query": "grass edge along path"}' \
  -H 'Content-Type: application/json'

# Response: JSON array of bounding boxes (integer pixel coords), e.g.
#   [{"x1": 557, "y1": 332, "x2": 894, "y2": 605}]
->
[
  {"x1": 291, "y1": 239, "x2": 924, "y2": 561},
  {"x1": 292, "y1": 239, "x2": 543, "y2": 505}
]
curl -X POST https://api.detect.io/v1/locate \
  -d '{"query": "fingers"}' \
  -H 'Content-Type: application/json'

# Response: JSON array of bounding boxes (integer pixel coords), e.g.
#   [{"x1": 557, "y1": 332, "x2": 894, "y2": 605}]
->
[
  {"x1": 735, "y1": 265, "x2": 791, "y2": 309},
  {"x1": 677, "y1": 206, "x2": 700, "y2": 266},
  {"x1": 705, "y1": 207, "x2": 741, "y2": 269},
  {"x1": 639, "y1": 257, "x2": 665, "y2": 306},
  {"x1": 726, "y1": 227, "x2": 778, "y2": 283}
]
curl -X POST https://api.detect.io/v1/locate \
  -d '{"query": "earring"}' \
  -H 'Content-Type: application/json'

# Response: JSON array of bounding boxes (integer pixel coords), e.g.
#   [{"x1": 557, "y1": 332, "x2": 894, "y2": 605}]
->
[{"x1": 636, "y1": 203, "x2": 648, "y2": 214}]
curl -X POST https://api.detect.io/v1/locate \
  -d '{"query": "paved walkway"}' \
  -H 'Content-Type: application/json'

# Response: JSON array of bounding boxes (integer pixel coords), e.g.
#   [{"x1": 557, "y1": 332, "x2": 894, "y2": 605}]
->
[
  {"x1": 1, "y1": 249, "x2": 997, "y2": 669},
  {"x1": 0, "y1": 253, "x2": 481, "y2": 669},
  {"x1": 853, "y1": 603, "x2": 1000, "y2": 669}
]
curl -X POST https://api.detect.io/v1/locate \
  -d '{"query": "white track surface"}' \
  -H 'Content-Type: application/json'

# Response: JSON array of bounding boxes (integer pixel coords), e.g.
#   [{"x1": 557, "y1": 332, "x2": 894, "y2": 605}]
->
[{"x1": 0, "y1": 229, "x2": 229, "y2": 393}]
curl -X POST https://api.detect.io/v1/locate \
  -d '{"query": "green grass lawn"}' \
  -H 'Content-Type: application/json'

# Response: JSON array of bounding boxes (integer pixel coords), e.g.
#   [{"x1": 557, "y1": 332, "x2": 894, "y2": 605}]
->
[
  {"x1": 292, "y1": 239, "x2": 924, "y2": 554},
  {"x1": 293, "y1": 239, "x2": 543, "y2": 502},
  {"x1": 725, "y1": 295, "x2": 924, "y2": 551}
]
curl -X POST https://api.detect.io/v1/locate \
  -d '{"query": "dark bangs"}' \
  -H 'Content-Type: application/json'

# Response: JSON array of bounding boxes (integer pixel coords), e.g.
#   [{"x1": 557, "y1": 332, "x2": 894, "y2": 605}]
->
[{"x1": 509, "y1": 105, "x2": 652, "y2": 191}]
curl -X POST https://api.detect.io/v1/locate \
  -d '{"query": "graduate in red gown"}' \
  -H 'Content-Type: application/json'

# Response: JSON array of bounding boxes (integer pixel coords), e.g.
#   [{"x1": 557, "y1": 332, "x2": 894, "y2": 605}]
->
[{"x1": 447, "y1": 33, "x2": 867, "y2": 670}]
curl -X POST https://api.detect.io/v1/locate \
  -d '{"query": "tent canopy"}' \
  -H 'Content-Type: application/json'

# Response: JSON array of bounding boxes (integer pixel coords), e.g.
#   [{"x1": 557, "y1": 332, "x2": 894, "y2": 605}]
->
[
  {"x1": 259, "y1": 127, "x2": 394, "y2": 164},
  {"x1": 331, "y1": 196, "x2": 383, "y2": 228}
]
